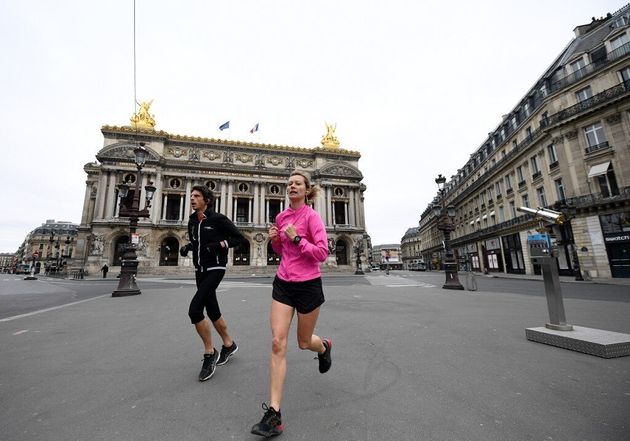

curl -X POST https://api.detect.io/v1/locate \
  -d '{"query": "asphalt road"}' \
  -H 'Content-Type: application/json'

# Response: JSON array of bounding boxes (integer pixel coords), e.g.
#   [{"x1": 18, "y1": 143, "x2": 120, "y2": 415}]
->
[
  {"x1": 1, "y1": 271, "x2": 629, "y2": 441},
  {"x1": 1, "y1": 271, "x2": 628, "y2": 321}
]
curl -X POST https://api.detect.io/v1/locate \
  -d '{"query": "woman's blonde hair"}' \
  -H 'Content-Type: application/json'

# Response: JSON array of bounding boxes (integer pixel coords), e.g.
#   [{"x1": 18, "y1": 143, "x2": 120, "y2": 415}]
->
[{"x1": 290, "y1": 170, "x2": 320, "y2": 201}]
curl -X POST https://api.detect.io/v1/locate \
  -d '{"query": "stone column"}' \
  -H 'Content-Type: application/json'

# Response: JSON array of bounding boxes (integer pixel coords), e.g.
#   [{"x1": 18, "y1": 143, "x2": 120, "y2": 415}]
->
[
  {"x1": 220, "y1": 180, "x2": 228, "y2": 214},
  {"x1": 162, "y1": 194, "x2": 168, "y2": 220},
  {"x1": 184, "y1": 180, "x2": 192, "y2": 217},
  {"x1": 253, "y1": 184, "x2": 260, "y2": 224},
  {"x1": 139, "y1": 173, "x2": 148, "y2": 211},
  {"x1": 260, "y1": 184, "x2": 267, "y2": 224},
  {"x1": 81, "y1": 181, "x2": 93, "y2": 224},
  {"x1": 332, "y1": 200, "x2": 336, "y2": 225},
  {"x1": 104, "y1": 172, "x2": 117, "y2": 219},
  {"x1": 348, "y1": 189, "x2": 356, "y2": 227},
  {"x1": 95, "y1": 172, "x2": 108, "y2": 220},
  {"x1": 179, "y1": 195, "x2": 184, "y2": 221},
  {"x1": 152, "y1": 171, "x2": 163, "y2": 223},
  {"x1": 248, "y1": 198, "x2": 253, "y2": 223},
  {"x1": 227, "y1": 181, "x2": 234, "y2": 220},
  {"x1": 325, "y1": 186, "x2": 332, "y2": 226}
]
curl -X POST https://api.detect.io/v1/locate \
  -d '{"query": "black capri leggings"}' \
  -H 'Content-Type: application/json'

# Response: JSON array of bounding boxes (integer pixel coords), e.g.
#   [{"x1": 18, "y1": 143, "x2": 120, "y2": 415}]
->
[{"x1": 188, "y1": 269, "x2": 226, "y2": 324}]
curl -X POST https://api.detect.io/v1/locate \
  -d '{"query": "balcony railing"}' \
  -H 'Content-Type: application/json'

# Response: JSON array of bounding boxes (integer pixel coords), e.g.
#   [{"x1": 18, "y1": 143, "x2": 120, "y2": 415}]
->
[
  {"x1": 585, "y1": 141, "x2": 611, "y2": 154},
  {"x1": 562, "y1": 186, "x2": 630, "y2": 209},
  {"x1": 549, "y1": 41, "x2": 630, "y2": 93},
  {"x1": 542, "y1": 81, "x2": 630, "y2": 128}
]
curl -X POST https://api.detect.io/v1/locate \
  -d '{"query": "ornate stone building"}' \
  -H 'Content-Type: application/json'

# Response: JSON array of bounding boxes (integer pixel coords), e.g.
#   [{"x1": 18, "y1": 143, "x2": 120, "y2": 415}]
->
[
  {"x1": 15, "y1": 220, "x2": 78, "y2": 274},
  {"x1": 74, "y1": 111, "x2": 368, "y2": 275},
  {"x1": 400, "y1": 227, "x2": 424, "y2": 270},
  {"x1": 419, "y1": 5, "x2": 630, "y2": 278}
]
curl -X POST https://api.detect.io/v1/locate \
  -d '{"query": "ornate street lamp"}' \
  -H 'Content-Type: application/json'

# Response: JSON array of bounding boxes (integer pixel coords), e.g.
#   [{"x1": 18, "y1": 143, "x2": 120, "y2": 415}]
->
[
  {"x1": 433, "y1": 174, "x2": 464, "y2": 290},
  {"x1": 112, "y1": 143, "x2": 156, "y2": 297}
]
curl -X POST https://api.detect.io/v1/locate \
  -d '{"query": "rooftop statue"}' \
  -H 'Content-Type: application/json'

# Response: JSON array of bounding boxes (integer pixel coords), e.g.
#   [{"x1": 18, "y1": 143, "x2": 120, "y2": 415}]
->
[
  {"x1": 321, "y1": 122, "x2": 340, "y2": 148},
  {"x1": 130, "y1": 100, "x2": 156, "y2": 129}
]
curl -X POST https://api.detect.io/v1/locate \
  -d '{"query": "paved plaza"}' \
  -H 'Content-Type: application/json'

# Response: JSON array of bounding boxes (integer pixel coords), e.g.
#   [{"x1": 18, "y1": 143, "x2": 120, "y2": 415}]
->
[{"x1": 1, "y1": 273, "x2": 629, "y2": 441}]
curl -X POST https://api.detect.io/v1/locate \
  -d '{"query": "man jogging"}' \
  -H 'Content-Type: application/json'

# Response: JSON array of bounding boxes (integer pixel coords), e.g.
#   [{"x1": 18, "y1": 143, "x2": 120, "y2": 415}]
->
[{"x1": 180, "y1": 185, "x2": 245, "y2": 381}]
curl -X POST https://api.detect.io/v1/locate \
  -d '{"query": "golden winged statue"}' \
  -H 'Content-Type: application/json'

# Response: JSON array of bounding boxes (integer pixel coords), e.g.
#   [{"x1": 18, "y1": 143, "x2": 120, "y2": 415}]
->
[
  {"x1": 321, "y1": 122, "x2": 340, "y2": 148},
  {"x1": 130, "y1": 100, "x2": 156, "y2": 129}
]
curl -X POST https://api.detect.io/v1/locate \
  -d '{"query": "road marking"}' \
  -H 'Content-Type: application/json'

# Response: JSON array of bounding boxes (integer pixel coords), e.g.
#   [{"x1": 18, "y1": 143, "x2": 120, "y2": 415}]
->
[
  {"x1": 0, "y1": 294, "x2": 109, "y2": 323},
  {"x1": 13, "y1": 329, "x2": 29, "y2": 335}
]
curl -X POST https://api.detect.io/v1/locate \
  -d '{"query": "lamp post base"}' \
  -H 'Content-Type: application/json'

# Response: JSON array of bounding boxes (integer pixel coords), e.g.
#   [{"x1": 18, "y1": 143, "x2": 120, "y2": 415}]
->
[
  {"x1": 112, "y1": 252, "x2": 141, "y2": 297},
  {"x1": 112, "y1": 287, "x2": 141, "y2": 297},
  {"x1": 355, "y1": 269, "x2": 364, "y2": 275},
  {"x1": 442, "y1": 282, "x2": 465, "y2": 290}
]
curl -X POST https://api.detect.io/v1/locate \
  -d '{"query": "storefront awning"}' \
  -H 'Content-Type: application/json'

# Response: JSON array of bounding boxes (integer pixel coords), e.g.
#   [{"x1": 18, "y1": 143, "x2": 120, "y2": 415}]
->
[{"x1": 588, "y1": 161, "x2": 610, "y2": 178}]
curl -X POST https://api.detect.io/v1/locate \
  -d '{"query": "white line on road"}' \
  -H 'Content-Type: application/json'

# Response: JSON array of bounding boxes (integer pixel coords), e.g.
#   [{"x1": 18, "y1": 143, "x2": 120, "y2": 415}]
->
[
  {"x1": 0, "y1": 294, "x2": 109, "y2": 323},
  {"x1": 13, "y1": 329, "x2": 29, "y2": 335}
]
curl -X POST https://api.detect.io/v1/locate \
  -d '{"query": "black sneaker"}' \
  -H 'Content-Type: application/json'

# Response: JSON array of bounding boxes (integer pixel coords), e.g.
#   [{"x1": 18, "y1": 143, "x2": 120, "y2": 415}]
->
[
  {"x1": 318, "y1": 338, "x2": 332, "y2": 373},
  {"x1": 251, "y1": 403, "x2": 283, "y2": 437},
  {"x1": 198, "y1": 350, "x2": 218, "y2": 381},
  {"x1": 217, "y1": 341, "x2": 238, "y2": 366}
]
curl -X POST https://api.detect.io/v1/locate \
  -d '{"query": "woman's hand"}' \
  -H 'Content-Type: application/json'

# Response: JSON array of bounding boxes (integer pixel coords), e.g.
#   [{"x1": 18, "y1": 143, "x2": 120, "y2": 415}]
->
[
  {"x1": 268, "y1": 225, "x2": 280, "y2": 242},
  {"x1": 283, "y1": 223, "x2": 297, "y2": 241}
]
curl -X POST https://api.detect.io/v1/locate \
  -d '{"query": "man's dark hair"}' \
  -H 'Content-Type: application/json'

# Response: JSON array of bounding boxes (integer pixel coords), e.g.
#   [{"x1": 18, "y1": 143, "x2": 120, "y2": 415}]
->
[{"x1": 191, "y1": 185, "x2": 214, "y2": 205}]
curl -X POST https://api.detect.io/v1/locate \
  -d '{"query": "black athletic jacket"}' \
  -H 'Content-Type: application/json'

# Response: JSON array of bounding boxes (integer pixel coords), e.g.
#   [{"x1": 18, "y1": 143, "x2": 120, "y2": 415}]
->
[{"x1": 184, "y1": 209, "x2": 244, "y2": 271}]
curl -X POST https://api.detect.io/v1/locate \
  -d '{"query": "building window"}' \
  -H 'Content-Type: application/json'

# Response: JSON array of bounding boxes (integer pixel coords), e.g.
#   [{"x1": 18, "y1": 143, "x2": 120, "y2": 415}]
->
[
  {"x1": 334, "y1": 201, "x2": 346, "y2": 224},
  {"x1": 584, "y1": 123, "x2": 607, "y2": 150},
  {"x1": 522, "y1": 194, "x2": 530, "y2": 208},
  {"x1": 555, "y1": 178, "x2": 566, "y2": 202},
  {"x1": 619, "y1": 66, "x2": 630, "y2": 83},
  {"x1": 509, "y1": 201, "x2": 516, "y2": 218},
  {"x1": 610, "y1": 33, "x2": 629, "y2": 51},
  {"x1": 536, "y1": 187, "x2": 547, "y2": 207},
  {"x1": 596, "y1": 169, "x2": 620, "y2": 198},
  {"x1": 267, "y1": 200, "x2": 282, "y2": 224},
  {"x1": 530, "y1": 156, "x2": 540, "y2": 176},
  {"x1": 497, "y1": 205, "x2": 504, "y2": 223},
  {"x1": 525, "y1": 126, "x2": 532, "y2": 140},
  {"x1": 164, "y1": 194, "x2": 182, "y2": 221},
  {"x1": 505, "y1": 174, "x2": 513, "y2": 192},
  {"x1": 495, "y1": 181, "x2": 502, "y2": 197},
  {"x1": 570, "y1": 58, "x2": 586, "y2": 77},
  {"x1": 524, "y1": 102, "x2": 531, "y2": 117},
  {"x1": 547, "y1": 143, "x2": 558, "y2": 167},
  {"x1": 236, "y1": 198, "x2": 250, "y2": 223},
  {"x1": 575, "y1": 86, "x2": 592, "y2": 103},
  {"x1": 516, "y1": 166, "x2": 525, "y2": 185}
]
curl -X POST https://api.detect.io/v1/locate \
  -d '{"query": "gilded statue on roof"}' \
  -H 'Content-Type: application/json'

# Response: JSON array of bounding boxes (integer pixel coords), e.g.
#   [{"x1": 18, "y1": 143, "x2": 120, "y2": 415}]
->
[
  {"x1": 321, "y1": 122, "x2": 340, "y2": 148},
  {"x1": 130, "y1": 100, "x2": 156, "y2": 129}
]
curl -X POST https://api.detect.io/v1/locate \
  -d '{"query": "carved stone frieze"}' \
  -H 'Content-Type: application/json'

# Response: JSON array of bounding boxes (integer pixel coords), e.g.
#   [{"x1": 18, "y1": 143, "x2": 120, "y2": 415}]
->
[
  {"x1": 296, "y1": 159, "x2": 313, "y2": 168},
  {"x1": 235, "y1": 153, "x2": 253, "y2": 163},
  {"x1": 167, "y1": 147, "x2": 187, "y2": 158},
  {"x1": 285, "y1": 157, "x2": 296, "y2": 169},
  {"x1": 188, "y1": 148, "x2": 200, "y2": 162},
  {"x1": 319, "y1": 163, "x2": 362, "y2": 178},
  {"x1": 564, "y1": 130, "x2": 578, "y2": 140},
  {"x1": 223, "y1": 151, "x2": 234, "y2": 163},
  {"x1": 606, "y1": 113, "x2": 621, "y2": 125},
  {"x1": 267, "y1": 156, "x2": 283, "y2": 166},
  {"x1": 203, "y1": 150, "x2": 221, "y2": 161}
]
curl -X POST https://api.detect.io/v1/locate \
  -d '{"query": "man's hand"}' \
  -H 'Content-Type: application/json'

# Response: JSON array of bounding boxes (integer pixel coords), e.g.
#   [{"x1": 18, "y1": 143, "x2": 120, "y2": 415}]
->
[
  {"x1": 268, "y1": 225, "x2": 280, "y2": 242},
  {"x1": 283, "y1": 223, "x2": 297, "y2": 241},
  {"x1": 180, "y1": 244, "x2": 191, "y2": 257}
]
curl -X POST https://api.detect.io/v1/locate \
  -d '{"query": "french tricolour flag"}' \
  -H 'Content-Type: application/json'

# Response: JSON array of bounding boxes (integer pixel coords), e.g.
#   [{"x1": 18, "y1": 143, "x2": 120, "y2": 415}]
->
[
  {"x1": 250, "y1": 123, "x2": 259, "y2": 134},
  {"x1": 219, "y1": 121, "x2": 230, "y2": 131}
]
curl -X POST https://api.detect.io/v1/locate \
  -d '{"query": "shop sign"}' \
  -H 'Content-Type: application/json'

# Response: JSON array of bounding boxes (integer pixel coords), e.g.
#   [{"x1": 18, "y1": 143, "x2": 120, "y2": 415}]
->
[{"x1": 604, "y1": 233, "x2": 630, "y2": 243}]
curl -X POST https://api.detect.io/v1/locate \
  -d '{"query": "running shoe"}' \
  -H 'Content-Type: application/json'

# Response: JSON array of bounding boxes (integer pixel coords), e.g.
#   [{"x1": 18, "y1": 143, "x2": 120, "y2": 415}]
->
[
  {"x1": 318, "y1": 338, "x2": 332, "y2": 373},
  {"x1": 198, "y1": 349, "x2": 218, "y2": 381},
  {"x1": 251, "y1": 403, "x2": 283, "y2": 437},
  {"x1": 217, "y1": 341, "x2": 238, "y2": 366}
]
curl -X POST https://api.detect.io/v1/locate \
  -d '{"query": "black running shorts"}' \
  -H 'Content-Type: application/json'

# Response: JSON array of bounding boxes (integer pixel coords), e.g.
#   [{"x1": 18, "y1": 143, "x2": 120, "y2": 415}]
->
[{"x1": 272, "y1": 276, "x2": 325, "y2": 314}]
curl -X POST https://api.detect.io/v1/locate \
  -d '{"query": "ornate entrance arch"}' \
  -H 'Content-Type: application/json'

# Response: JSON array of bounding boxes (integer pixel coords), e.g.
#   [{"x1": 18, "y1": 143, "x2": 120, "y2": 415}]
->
[
  {"x1": 113, "y1": 236, "x2": 129, "y2": 266},
  {"x1": 335, "y1": 239, "x2": 348, "y2": 265},
  {"x1": 160, "y1": 237, "x2": 179, "y2": 266}
]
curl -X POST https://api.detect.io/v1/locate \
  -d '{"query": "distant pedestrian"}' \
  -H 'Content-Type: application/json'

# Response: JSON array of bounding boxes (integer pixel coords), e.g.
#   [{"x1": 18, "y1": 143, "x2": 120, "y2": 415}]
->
[
  {"x1": 180, "y1": 185, "x2": 244, "y2": 382},
  {"x1": 101, "y1": 264, "x2": 108, "y2": 278},
  {"x1": 251, "y1": 170, "x2": 331, "y2": 438}
]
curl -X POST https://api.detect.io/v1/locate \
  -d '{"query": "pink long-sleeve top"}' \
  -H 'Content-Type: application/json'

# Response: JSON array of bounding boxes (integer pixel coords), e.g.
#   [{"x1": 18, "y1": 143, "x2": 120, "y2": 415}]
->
[{"x1": 272, "y1": 204, "x2": 329, "y2": 282}]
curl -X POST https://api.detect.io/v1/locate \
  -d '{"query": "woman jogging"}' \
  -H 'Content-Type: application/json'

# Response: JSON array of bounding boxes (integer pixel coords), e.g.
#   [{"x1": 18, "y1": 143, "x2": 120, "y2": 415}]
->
[
  {"x1": 251, "y1": 170, "x2": 331, "y2": 438},
  {"x1": 180, "y1": 185, "x2": 244, "y2": 381}
]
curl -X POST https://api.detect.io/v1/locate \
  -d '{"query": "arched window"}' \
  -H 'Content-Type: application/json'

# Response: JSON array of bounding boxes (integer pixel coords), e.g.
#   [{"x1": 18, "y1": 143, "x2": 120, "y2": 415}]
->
[
  {"x1": 160, "y1": 237, "x2": 179, "y2": 266},
  {"x1": 233, "y1": 240, "x2": 250, "y2": 266},
  {"x1": 113, "y1": 236, "x2": 129, "y2": 266},
  {"x1": 267, "y1": 242, "x2": 281, "y2": 265},
  {"x1": 335, "y1": 239, "x2": 348, "y2": 265}
]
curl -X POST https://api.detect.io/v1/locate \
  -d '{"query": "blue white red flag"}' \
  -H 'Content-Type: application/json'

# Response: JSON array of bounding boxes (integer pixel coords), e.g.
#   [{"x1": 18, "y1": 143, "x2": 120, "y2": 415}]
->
[
  {"x1": 219, "y1": 121, "x2": 230, "y2": 131},
  {"x1": 250, "y1": 123, "x2": 259, "y2": 134}
]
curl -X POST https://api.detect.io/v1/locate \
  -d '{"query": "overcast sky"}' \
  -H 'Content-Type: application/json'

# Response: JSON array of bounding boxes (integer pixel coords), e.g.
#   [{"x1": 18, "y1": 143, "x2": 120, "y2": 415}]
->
[{"x1": 0, "y1": 0, "x2": 626, "y2": 252}]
